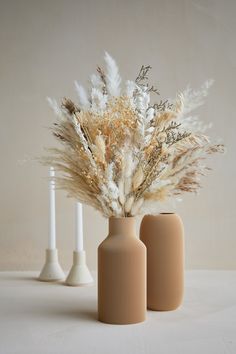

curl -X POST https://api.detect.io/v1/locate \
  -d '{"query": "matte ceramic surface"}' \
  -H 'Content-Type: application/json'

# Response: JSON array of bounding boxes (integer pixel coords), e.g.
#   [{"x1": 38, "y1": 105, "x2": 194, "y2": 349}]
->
[
  {"x1": 66, "y1": 250, "x2": 93, "y2": 287},
  {"x1": 140, "y1": 214, "x2": 184, "y2": 311},
  {"x1": 38, "y1": 249, "x2": 65, "y2": 282},
  {"x1": 98, "y1": 217, "x2": 146, "y2": 324}
]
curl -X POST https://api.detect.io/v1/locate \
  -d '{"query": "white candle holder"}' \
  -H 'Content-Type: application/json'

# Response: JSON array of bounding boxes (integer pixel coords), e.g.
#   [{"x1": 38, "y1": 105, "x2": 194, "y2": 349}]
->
[
  {"x1": 38, "y1": 248, "x2": 65, "y2": 282},
  {"x1": 66, "y1": 250, "x2": 93, "y2": 286}
]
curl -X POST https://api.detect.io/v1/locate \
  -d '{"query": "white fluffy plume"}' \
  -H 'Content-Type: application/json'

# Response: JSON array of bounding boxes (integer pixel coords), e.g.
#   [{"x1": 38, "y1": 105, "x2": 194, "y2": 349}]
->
[
  {"x1": 91, "y1": 88, "x2": 107, "y2": 113},
  {"x1": 179, "y1": 79, "x2": 214, "y2": 116},
  {"x1": 126, "y1": 80, "x2": 137, "y2": 97},
  {"x1": 47, "y1": 97, "x2": 63, "y2": 118},
  {"x1": 90, "y1": 73, "x2": 103, "y2": 91},
  {"x1": 104, "y1": 52, "x2": 121, "y2": 97},
  {"x1": 44, "y1": 53, "x2": 224, "y2": 218},
  {"x1": 74, "y1": 81, "x2": 90, "y2": 109},
  {"x1": 176, "y1": 80, "x2": 214, "y2": 133}
]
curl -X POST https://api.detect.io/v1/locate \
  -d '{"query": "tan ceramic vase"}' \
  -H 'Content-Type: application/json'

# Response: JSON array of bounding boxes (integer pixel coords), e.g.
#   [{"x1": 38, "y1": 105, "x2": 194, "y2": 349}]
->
[
  {"x1": 140, "y1": 213, "x2": 184, "y2": 311},
  {"x1": 98, "y1": 217, "x2": 146, "y2": 324}
]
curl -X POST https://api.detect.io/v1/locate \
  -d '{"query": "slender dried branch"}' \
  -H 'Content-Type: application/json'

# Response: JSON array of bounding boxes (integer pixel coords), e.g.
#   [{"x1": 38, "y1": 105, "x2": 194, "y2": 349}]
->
[
  {"x1": 97, "y1": 66, "x2": 107, "y2": 94},
  {"x1": 42, "y1": 53, "x2": 224, "y2": 218}
]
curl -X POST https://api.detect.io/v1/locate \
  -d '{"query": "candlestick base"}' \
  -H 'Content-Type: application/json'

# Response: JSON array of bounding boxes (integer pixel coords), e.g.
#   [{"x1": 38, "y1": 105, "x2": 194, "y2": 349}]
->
[
  {"x1": 66, "y1": 250, "x2": 93, "y2": 286},
  {"x1": 38, "y1": 249, "x2": 65, "y2": 282}
]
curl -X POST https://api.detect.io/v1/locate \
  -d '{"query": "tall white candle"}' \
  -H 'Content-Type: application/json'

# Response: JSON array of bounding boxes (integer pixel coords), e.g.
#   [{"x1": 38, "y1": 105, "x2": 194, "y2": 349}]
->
[
  {"x1": 75, "y1": 202, "x2": 83, "y2": 252},
  {"x1": 49, "y1": 167, "x2": 56, "y2": 250}
]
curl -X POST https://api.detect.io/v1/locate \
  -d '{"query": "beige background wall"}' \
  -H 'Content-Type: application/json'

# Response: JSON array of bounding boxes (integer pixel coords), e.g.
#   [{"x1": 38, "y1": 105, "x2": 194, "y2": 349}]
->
[{"x1": 0, "y1": 0, "x2": 235, "y2": 271}]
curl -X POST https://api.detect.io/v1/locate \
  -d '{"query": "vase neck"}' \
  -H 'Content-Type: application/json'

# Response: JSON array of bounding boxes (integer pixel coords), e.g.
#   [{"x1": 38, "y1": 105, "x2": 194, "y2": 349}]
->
[{"x1": 108, "y1": 217, "x2": 136, "y2": 237}]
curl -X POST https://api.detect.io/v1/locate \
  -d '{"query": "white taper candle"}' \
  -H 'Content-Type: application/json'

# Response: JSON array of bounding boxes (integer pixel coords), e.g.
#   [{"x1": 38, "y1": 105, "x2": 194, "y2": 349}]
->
[
  {"x1": 75, "y1": 202, "x2": 83, "y2": 252},
  {"x1": 49, "y1": 167, "x2": 56, "y2": 250}
]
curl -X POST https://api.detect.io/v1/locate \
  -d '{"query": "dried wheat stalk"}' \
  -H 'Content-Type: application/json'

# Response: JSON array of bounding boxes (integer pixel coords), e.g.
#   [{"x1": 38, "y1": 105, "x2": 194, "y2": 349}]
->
[{"x1": 42, "y1": 53, "x2": 224, "y2": 217}]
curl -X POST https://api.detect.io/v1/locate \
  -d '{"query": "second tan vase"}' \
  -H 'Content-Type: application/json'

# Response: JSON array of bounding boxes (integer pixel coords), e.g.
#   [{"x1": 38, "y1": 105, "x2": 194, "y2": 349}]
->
[
  {"x1": 98, "y1": 217, "x2": 146, "y2": 324},
  {"x1": 140, "y1": 213, "x2": 184, "y2": 311}
]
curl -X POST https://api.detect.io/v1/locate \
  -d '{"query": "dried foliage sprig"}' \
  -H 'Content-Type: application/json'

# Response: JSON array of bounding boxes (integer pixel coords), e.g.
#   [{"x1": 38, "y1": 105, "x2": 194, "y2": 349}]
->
[
  {"x1": 135, "y1": 65, "x2": 159, "y2": 95},
  {"x1": 43, "y1": 53, "x2": 224, "y2": 217}
]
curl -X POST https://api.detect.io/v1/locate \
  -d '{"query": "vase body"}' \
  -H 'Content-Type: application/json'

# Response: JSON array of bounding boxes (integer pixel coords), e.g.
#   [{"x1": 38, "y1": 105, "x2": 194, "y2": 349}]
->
[
  {"x1": 140, "y1": 213, "x2": 184, "y2": 311},
  {"x1": 98, "y1": 217, "x2": 146, "y2": 324}
]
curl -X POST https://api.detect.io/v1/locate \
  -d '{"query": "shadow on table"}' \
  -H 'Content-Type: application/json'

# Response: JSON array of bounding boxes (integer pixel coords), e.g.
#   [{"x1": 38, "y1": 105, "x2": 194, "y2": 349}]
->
[
  {"x1": 1, "y1": 273, "x2": 39, "y2": 282},
  {"x1": 13, "y1": 296, "x2": 98, "y2": 323},
  {"x1": 52, "y1": 307, "x2": 98, "y2": 322},
  {"x1": 2, "y1": 273, "x2": 67, "y2": 284},
  {"x1": 2, "y1": 274, "x2": 98, "y2": 323},
  {"x1": 25, "y1": 295, "x2": 98, "y2": 323}
]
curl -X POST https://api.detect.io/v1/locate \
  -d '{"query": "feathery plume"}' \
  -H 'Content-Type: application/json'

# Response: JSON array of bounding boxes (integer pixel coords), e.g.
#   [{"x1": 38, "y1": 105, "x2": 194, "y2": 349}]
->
[
  {"x1": 132, "y1": 166, "x2": 144, "y2": 190},
  {"x1": 104, "y1": 52, "x2": 121, "y2": 97},
  {"x1": 131, "y1": 198, "x2": 144, "y2": 215},
  {"x1": 74, "y1": 81, "x2": 90, "y2": 108},
  {"x1": 47, "y1": 97, "x2": 63, "y2": 118},
  {"x1": 125, "y1": 196, "x2": 134, "y2": 214},
  {"x1": 42, "y1": 54, "x2": 224, "y2": 218}
]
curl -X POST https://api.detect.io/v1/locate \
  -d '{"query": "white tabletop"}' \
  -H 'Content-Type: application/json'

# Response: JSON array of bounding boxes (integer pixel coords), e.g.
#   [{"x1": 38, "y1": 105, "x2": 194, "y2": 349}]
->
[{"x1": 0, "y1": 271, "x2": 235, "y2": 354}]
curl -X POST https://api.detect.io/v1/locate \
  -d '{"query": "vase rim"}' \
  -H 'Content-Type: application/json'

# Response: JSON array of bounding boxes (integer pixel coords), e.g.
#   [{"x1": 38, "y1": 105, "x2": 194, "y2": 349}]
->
[
  {"x1": 108, "y1": 216, "x2": 136, "y2": 236},
  {"x1": 144, "y1": 213, "x2": 178, "y2": 218},
  {"x1": 109, "y1": 216, "x2": 135, "y2": 219}
]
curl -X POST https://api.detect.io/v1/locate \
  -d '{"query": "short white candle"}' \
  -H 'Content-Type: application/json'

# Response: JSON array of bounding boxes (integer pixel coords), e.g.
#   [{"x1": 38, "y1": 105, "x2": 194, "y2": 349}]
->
[
  {"x1": 49, "y1": 167, "x2": 56, "y2": 250},
  {"x1": 75, "y1": 202, "x2": 83, "y2": 252}
]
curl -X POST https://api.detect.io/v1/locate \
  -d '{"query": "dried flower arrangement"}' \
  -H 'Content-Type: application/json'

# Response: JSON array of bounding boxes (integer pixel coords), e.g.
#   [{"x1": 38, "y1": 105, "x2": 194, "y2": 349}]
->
[{"x1": 43, "y1": 52, "x2": 224, "y2": 217}]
